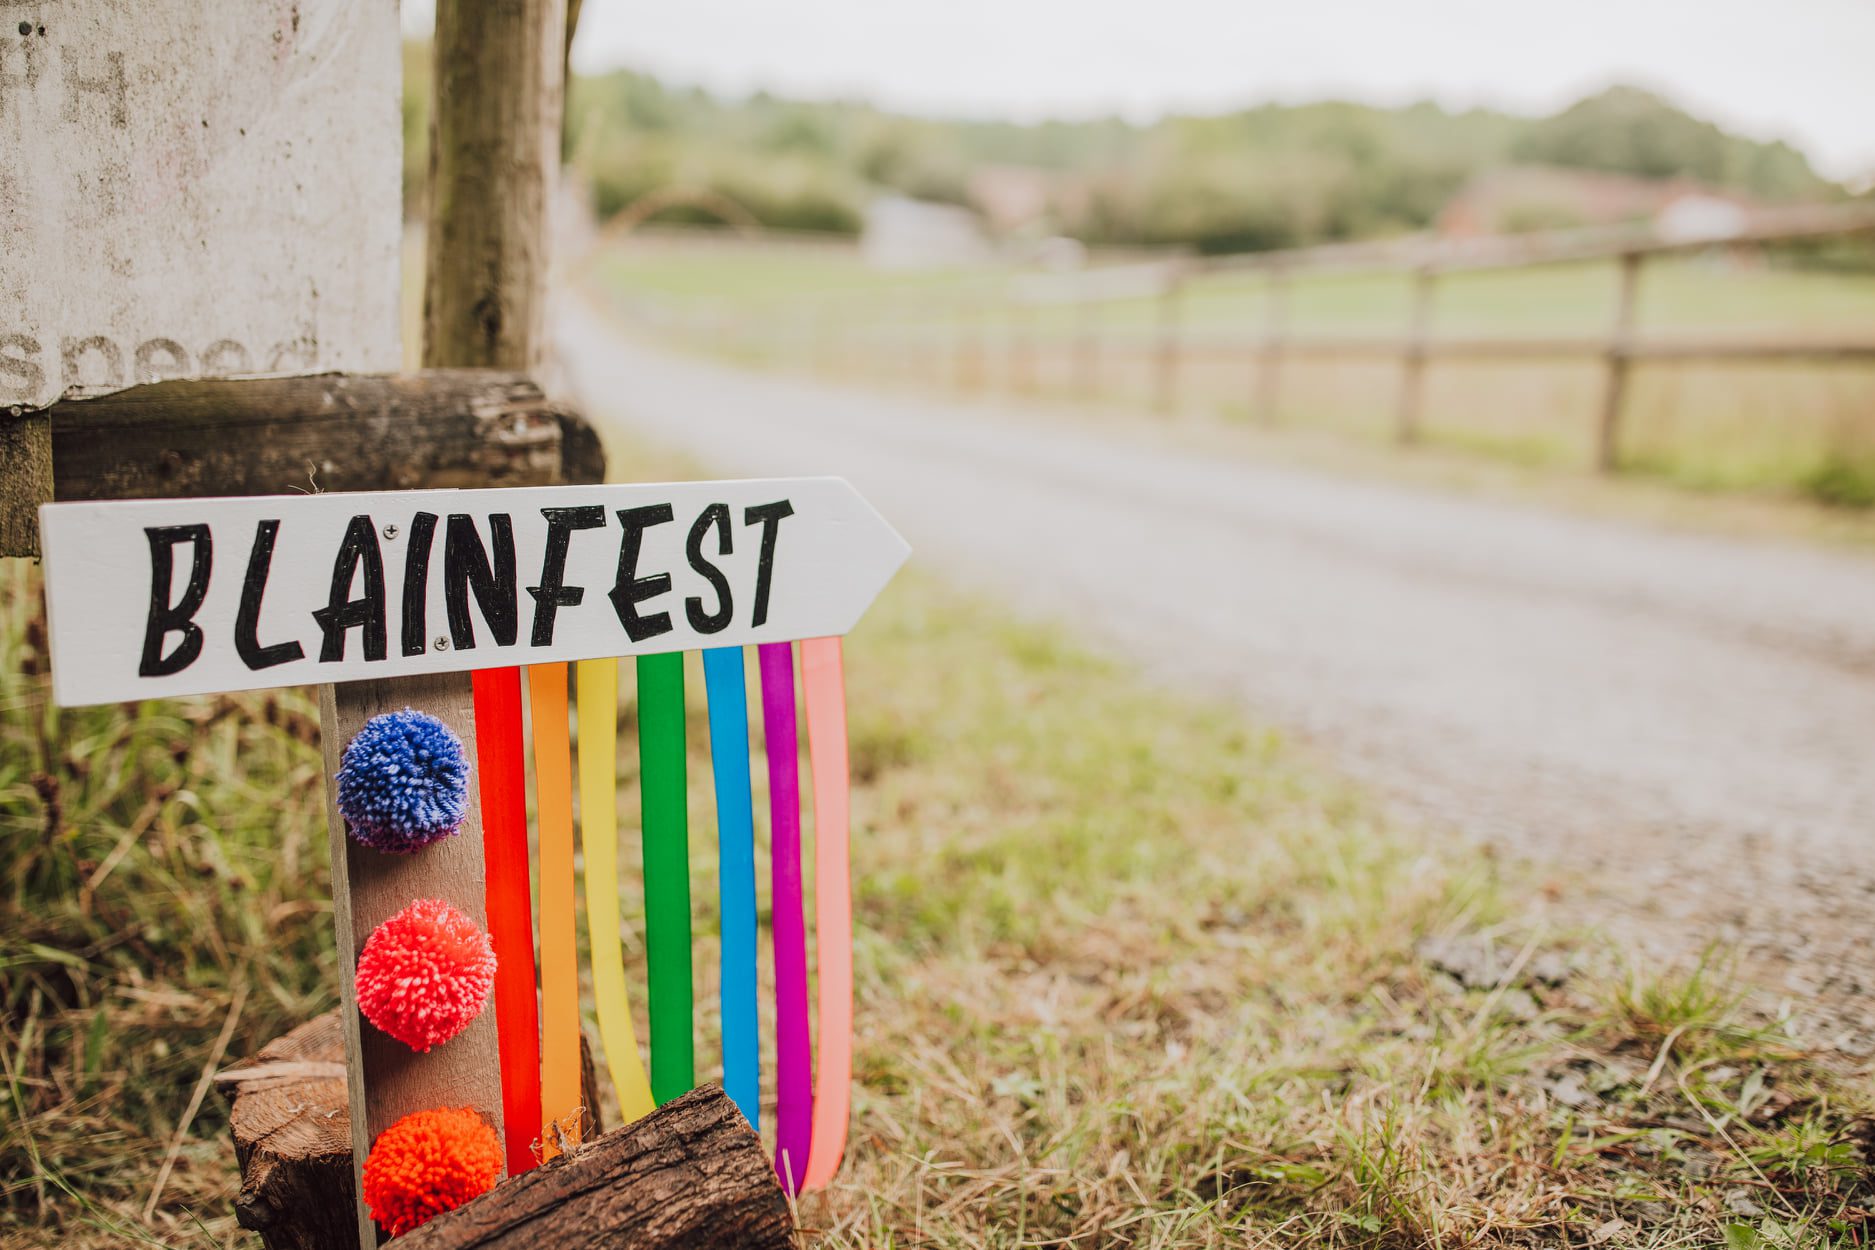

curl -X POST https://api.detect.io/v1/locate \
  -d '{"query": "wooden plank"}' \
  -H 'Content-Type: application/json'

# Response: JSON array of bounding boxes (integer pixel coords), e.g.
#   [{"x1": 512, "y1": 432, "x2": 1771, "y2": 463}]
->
[
  {"x1": 1193, "y1": 201, "x2": 1875, "y2": 280},
  {"x1": 5, "y1": 371, "x2": 606, "y2": 558},
  {"x1": 396, "y1": 1087, "x2": 791, "y2": 1250},
  {"x1": 320, "y1": 677, "x2": 508, "y2": 1246}
]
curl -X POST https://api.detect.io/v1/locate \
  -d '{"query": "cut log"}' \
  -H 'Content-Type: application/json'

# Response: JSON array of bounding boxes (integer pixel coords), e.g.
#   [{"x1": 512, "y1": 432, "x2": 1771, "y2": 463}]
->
[
  {"x1": 396, "y1": 1086, "x2": 792, "y2": 1250},
  {"x1": 223, "y1": 1014, "x2": 354, "y2": 1250},
  {"x1": 222, "y1": 1011, "x2": 608, "y2": 1250}
]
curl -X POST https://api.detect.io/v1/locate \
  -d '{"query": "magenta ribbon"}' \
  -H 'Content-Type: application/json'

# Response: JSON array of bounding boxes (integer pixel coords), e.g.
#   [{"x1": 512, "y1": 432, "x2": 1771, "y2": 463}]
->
[{"x1": 759, "y1": 641, "x2": 813, "y2": 1193}]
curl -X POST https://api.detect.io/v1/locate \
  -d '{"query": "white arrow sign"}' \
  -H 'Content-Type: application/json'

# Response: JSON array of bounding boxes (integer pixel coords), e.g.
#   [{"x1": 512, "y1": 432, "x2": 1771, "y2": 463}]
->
[{"x1": 39, "y1": 479, "x2": 910, "y2": 706}]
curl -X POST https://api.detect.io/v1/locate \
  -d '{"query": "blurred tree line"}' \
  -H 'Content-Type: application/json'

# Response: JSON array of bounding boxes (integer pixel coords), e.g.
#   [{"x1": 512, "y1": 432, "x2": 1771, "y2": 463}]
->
[{"x1": 403, "y1": 43, "x2": 1844, "y2": 252}]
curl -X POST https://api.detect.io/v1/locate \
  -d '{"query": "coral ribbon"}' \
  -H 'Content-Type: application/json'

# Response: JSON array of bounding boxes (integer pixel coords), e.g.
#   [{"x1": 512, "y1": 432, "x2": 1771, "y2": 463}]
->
[
  {"x1": 701, "y1": 647, "x2": 760, "y2": 1129},
  {"x1": 801, "y1": 637, "x2": 852, "y2": 1189},
  {"x1": 576, "y1": 659, "x2": 655, "y2": 1123},
  {"x1": 637, "y1": 651, "x2": 694, "y2": 1103},
  {"x1": 471, "y1": 667, "x2": 542, "y2": 1176},
  {"x1": 759, "y1": 642, "x2": 812, "y2": 1193},
  {"x1": 526, "y1": 663, "x2": 582, "y2": 1158}
]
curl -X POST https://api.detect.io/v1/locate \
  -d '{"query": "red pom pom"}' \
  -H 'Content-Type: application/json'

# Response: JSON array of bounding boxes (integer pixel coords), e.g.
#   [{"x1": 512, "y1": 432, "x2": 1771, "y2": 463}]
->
[
  {"x1": 356, "y1": 898, "x2": 496, "y2": 1051},
  {"x1": 363, "y1": 1106, "x2": 502, "y2": 1235}
]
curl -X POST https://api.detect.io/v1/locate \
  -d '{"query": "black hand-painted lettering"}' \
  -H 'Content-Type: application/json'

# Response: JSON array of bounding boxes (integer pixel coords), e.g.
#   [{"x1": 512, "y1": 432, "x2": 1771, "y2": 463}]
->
[
  {"x1": 444, "y1": 513, "x2": 518, "y2": 650},
  {"x1": 400, "y1": 512, "x2": 438, "y2": 657},
  {"x1": 312, "y1": 515, "x2": 387, "y2": 663},
  {"x1": 138, "y1": 524, "x2": 212, "y2": 677},
  {"x1": 608, "y1": 503, "x2": 675, "y2": 642},
  {"x1": 685, "y1": 503, "x2": 734, "y2": 634},
  {"x1": 234, "y1": 519, "x2": 304, "y2": 671},
  {"x1": 526, "y1": 506, "x2": 605, "y2": 646},
  {"x1": 742, "y1": 500, "x2": 794, "y2": 629}
]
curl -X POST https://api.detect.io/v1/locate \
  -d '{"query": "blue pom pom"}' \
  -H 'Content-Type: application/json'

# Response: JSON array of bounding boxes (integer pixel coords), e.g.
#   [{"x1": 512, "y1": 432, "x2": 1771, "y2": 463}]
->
[{"x1": 336, "y1": 709, "x2": 470, "y2": 853}]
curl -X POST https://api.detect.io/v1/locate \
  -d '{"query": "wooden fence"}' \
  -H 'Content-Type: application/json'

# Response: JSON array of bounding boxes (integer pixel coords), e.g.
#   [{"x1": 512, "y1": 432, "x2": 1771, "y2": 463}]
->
[{"x1": 621, "y1": 202, "x2": 1875, "y2": 476}]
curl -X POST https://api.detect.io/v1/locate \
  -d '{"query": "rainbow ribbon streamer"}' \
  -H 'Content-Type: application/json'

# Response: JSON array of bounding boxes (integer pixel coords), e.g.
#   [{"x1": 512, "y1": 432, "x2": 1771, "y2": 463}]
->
[
  {"x1": 638, "y1": 652, "x2": 695, "y2": 1105},
  {"x1": 479, "y1": 640, "x2": 856, "y2": 1188},
  {"x1": 470, "y1": 667, "x2": 542, "y2": 1176},
  {"x1": 801, "y1": 637, "x2": 852, "y2": 1189},
  {"x1": 577, "y1": 659, "x2": 656, "y2": 1124},
  {"x1": 526, "y1": 664, "x2": 583, "y2": 1157},
  {"x1": 702, "y1": 647, "x2": 760, "y2": 1129},
  {"x1": 760, "y1": 641, "x2": 813, "y2": 1193}
]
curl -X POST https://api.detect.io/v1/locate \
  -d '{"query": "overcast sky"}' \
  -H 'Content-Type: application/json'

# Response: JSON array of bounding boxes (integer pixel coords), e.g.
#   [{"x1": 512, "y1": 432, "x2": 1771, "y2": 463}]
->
[{"x1": 410, "y1": 1, "x2": 1875, "y2": 181}]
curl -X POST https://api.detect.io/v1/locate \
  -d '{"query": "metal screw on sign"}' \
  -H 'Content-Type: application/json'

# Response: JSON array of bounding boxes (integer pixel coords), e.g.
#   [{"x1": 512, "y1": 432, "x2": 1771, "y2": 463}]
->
[
  {"x1": 383, "y1": 523, "x2": 400, "y2": 540},
  {"x1": 434, "y1": 636, "x2": 450, "y2": 652}
]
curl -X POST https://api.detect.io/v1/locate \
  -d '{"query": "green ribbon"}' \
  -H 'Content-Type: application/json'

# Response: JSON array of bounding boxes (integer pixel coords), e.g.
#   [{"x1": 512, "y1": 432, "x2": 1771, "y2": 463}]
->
[{"x1": 637, "y1": 650, "x2": 693, "y2": 1102}]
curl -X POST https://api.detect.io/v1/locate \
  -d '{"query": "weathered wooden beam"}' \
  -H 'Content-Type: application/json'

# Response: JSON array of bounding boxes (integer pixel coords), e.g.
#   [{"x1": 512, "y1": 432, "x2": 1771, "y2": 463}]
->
[
  {"x1": 47, "y1": 369, "x2": 602, "y2": 500},
  {"x1": 221, "y1": 1011, "x2": 609, "y2": 1250},
  {"x1": 396, "y1": 1087, "x2": 792, "y2": 1250}
]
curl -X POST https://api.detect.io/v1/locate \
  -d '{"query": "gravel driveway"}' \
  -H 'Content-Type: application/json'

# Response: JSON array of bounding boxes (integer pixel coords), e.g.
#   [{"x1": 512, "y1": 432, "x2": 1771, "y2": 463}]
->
[{"x1": 558, "y1": 294, "x2": 1875, "y2": 1041}]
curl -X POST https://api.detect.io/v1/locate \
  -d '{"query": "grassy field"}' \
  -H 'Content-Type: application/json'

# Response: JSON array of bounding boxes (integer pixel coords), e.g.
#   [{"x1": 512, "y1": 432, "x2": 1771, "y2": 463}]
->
[
  {"x1": 5, "y1": 433, "x2": 1875, "y2": 1247},
  {"x1": 594, "y1": 236, "x2": 1875, "y2": 503}
]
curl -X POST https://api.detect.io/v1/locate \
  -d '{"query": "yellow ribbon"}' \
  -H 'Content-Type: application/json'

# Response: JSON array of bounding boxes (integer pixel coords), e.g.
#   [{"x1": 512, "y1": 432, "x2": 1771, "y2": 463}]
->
[{"x1": 576, "y1": 658, "x2": 656, "y2": 1123}]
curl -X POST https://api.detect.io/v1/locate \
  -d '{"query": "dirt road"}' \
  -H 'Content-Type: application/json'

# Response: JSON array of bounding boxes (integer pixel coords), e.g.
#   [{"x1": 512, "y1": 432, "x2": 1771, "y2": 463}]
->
[{"x1": 557, "y1": 294, "x2": 1875, "y2": 1038}]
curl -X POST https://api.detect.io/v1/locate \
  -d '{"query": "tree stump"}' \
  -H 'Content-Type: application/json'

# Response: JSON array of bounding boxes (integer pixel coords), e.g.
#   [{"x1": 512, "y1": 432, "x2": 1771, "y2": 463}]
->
[{"x1": 221, "y1": 1012, "x2": 609, "y2": 1250}]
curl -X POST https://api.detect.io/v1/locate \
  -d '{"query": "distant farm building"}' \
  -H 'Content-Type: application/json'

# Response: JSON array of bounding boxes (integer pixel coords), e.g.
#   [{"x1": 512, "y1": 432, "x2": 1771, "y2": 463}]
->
[
  {"x1": 1438, "y1": 166, "x2": 1766, "y2": 241},
  {"x1": 861, "y1": 196, "x2": 991, "y2": 270}
]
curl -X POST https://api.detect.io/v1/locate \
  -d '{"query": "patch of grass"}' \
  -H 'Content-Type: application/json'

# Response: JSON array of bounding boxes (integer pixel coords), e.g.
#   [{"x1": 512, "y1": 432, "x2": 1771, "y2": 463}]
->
[
  {"x1": 1802, "y1": 456, "x2": 1875, "y2": 509},
  {"x1": 5, "y1": 437, "x2": 1875, "y2": 1246}
]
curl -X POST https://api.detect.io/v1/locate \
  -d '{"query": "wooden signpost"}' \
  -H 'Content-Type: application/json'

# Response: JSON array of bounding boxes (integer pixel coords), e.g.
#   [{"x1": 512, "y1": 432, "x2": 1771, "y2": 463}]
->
[
  {"x1": 12, "y1": 1, "x2": 898, "y2": 1246},
  {"x1": 40, "y1": 474, "x2": 909, "y2": 1244}
]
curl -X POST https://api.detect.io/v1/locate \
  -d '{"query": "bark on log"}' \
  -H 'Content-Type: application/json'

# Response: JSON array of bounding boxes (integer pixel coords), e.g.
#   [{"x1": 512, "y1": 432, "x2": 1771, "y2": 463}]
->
[
  {"x1": 43, "y1": 369, "x2": 602, "y2": 505},
  {"x1": 396, "y1": 1086, "x2": 792, "y2": 1250},
  {"x1": 222, "y1": 1011, "x2": 607, "y2": 1250}
]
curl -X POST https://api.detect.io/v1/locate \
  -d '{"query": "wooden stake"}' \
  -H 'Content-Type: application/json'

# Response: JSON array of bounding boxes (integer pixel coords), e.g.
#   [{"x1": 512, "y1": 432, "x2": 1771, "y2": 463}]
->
[
  {"x1": 321, "y1": 2, "x2": 568, "y2": 1241},
  {"x1": 322, "y1": 678, "x2": 508, "y2": 1247}
]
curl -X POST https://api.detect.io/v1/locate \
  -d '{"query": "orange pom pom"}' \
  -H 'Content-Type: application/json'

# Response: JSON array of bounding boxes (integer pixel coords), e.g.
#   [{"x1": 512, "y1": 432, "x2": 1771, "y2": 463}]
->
[{"x1": 362, "y1": 1106, "x2": 502, "y2": 1235}]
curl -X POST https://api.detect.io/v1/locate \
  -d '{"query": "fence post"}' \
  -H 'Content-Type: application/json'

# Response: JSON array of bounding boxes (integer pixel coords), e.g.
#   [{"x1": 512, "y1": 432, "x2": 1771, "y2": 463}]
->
[
  {"x1": 1075, "y1": 285, "x2": 1101, "y2": 400},
  {"x1": 1395, "y1": 263, "x2": 1437, "y2": 444},
  {"x1": 954, "y1": 296, "x2": 981, "y2": 394},
  {"x1": 1153, "y1": 263, "x2": 1185, "y2": 414},
  {"x1": 1009, "y1": 297, "x2": 1034, "y2": 395},
  {"x1": 1255, "y1": 261, "x2": 1289, "y2": 425},
  {"x1": 1597, "y1": 251, "x2": 1642, "y2": 473}
]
